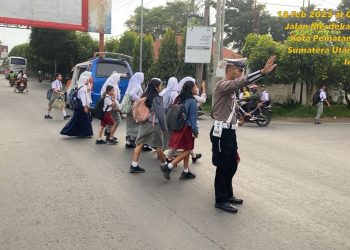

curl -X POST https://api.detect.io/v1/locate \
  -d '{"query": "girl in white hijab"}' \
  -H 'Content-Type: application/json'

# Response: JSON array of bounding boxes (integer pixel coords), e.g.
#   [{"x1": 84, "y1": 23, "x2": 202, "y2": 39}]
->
[
  {"x1": 100, "y1": 72, "x2": 121, "y2": 142},
  {"x1": 160, "y1": 77, "x2": 179, "y2": 110},
  {"x1": 125, "y1": 72, "x2": 145, "y2": 148},
  {"x1": 60, "y1": 72, "x2": 93, "y2": 137},
  {"x1": 125, "y1": 72, "x2": 144, "y2": 101}
]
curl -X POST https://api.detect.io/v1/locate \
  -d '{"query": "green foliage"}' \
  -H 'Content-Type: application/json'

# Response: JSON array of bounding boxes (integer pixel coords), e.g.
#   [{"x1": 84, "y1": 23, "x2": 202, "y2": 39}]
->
[
  {"x1": 125, "y1": 0, "x2": 191, "y2": 39},
  {"x1": 118, "y1": 31, "x2": 138, "y2": 59},
  {"x1": 149, "y1": 29, "x2": 178, "y2": 82},
  {"x1": 105, "y1": 37, "x2": 120, "y2": 53},
  {"x1": 75, "y1": 32, "x2": 98, "y2": 62},
  {"x1": 132, "y1": 34, "x2": 154, "y2": 80}
]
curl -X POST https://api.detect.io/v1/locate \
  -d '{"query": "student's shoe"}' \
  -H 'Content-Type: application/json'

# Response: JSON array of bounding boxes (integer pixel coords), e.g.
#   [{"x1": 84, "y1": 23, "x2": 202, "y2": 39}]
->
[
  {"x1": 315, "y1": 120, "x2": 322, "y2": 124},
  {"x1": 125, "y1": 143, "x2": 136, "y2": 148},
  {"x1": 129, "y1": 165, "x2": 145, "y2": 173},
  {"x1": 191, "y1": 153, "x2": 202, "y2": 163},
  {"x1": 215, "y1": 203, "x2": 238, "y2": 213},
  {"x1": 179, "y1": 171, "x2": 196, "y2": 180},
  {"x1": 142, "y1": 145, "x2": 153, "y2": 151},
  {"x1": 160, "y1": 164, "x2": 171, "y2": 180},
  {"x1": 44, "y1": 114, "x2": 53, "y2": 119},
  {"x1": 96, "y1": 139, "x2": 106, "y2": 144},
  {"x1": 166, "y1": 157, "x2": 173, "y2": 163},
  {"x1": 64, "y1": 115, "x2": 71, "y2": 120},
  {"x1": 106, "y1": 138, "x2": 118, "y2": 145},
  {"x1": 228, "y1": 196, "x2": 243, "y2": 205}
]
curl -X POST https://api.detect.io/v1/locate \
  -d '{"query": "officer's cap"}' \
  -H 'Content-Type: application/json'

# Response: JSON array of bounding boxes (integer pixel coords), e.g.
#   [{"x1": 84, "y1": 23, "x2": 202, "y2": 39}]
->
[{"x1": 225, "y1": 58, "x2": 247, "y2": 69}]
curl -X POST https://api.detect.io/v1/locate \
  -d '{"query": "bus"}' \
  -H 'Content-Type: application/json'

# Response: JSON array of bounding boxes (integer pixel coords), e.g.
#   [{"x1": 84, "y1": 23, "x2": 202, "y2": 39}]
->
[{"x1": 3, "y1": 56, "x2": 27, "y2": 74}]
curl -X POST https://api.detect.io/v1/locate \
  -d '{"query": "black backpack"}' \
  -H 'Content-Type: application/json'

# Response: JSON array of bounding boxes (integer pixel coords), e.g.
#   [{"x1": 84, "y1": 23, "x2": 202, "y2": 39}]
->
[
  {"x1": 68, "y1": 86, "x2": 84, "y2": 110},
  {"x1": 166, "y1": 103, "x2": 187, "y2": 131},
  {"x1": 95, "y1": 96, "x2": 111, "y2": 120},
  {"x1": 312, "y1": 90, "x2": 321, "y2": 106},
  {"x1": 47, "y1": 88, "x2": 53, "y2": 100}
]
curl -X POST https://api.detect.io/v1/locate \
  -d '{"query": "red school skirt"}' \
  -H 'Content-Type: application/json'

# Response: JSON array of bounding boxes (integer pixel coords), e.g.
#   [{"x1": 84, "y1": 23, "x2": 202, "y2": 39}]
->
[
  {"x1": 169, "y1": 125, "x2": 194, "y2": 150},
  {"x1": 101, "y1": 111, "x2": 115, "y2": 127}
]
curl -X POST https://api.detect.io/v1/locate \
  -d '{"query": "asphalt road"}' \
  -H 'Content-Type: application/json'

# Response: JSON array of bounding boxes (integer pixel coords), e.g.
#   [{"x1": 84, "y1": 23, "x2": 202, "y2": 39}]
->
[{"x1": 1, "y1": 77, "x2": 349, "y2": 250}]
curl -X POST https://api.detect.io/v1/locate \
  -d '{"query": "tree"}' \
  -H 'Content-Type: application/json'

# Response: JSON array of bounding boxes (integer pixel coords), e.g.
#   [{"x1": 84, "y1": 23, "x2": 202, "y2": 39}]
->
[
  {"x1": 75, "y1": 32, "x2": 98, "y2": 62},
  {"x1": 118, "y1": 31, "x2": 138, "y2": 59},
  {"x1": 125, "y1": 0, "x2": 191, "y2": 39},
  {"x1": 30, "y1": 28, "x2": 78, "y2": 74},
  {"x1": 105, "y1": 37, "x2": 120, "y2": 53},
  {"x1": 132, "y1": 34, "x2": 154, "y2": 80},
  {"x1": 149, "y1": 29, "x2": 178, "y2": 82}
]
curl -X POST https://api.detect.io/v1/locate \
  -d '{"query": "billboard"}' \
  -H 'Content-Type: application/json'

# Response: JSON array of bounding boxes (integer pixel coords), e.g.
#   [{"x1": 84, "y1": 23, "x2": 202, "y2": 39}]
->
[
  {"x1": 0, "y1": 0, "x2": 88, "y2": 31},
  {"x1": 185, "y1": 26, "x2": 213, "y2": 64},
  {"x1": 88, "y1": 0, "x2": 112, "y2": 34},
  {"x1": 0, "y1": 45, "x2": 8, "y2": 59}
]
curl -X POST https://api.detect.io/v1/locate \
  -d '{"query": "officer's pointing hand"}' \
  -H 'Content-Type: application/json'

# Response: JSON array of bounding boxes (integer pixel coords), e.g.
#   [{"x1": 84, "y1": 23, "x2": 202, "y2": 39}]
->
[{"x1": 261, "y1": 56, "x2": 277, "y2": 75}]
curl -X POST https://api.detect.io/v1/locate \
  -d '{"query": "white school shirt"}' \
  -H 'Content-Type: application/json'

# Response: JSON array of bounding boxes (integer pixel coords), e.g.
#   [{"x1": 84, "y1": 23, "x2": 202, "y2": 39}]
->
[
  {"x1": 320, "y1": 89, "x2": 327, "y2": 102},
  {"x1": 77, "y1": 86, "x2": 91, "y2": 107},
  {"x1": 51, "y1": 80, "x2": 63, "y2": 91},
  {"x1": 194, "y1": 94, "x2": 207, "y2": 104},
  {"x1": 104, "y1": 95, "x2": 113, "y2": 112},
  {"x1": 261, "y1": 91, "x2": 269, "y2": 102}
]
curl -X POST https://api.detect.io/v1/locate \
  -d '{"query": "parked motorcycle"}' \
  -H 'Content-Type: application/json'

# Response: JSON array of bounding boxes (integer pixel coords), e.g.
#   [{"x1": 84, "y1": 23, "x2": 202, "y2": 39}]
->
[{"x1": 238, "y1": 104, "x2": 272, "y2": 127}]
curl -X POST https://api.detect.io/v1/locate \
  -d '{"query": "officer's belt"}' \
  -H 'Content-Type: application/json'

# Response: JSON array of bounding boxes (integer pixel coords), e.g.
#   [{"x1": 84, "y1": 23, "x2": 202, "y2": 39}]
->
[{"x1": 222, "y1": 122, "x2": 237, "y2": 130}]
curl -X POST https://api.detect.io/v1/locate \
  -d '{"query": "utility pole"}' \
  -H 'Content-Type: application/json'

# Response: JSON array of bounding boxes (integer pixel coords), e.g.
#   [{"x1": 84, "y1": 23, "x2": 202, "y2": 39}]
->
[
  {"x1": 220, "y1": 0, "x2": 226, "y2": 60},
  {"x1": 213, "y1": 0, "x2": 222, "y2": 81},
  {"x1": 139, "y1": 0, "x2": 144, "y2": 72}
]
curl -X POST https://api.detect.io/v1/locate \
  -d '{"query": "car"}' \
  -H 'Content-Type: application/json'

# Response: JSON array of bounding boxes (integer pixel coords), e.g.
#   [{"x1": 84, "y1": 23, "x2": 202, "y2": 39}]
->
[{"x1": 67, "y1": 52, "x2": 133, "y2": 109}]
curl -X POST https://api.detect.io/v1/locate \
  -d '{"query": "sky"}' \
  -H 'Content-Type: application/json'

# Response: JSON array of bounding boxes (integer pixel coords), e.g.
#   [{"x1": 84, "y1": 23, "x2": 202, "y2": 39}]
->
[{"x1": 0, "y1": 0, "x2": 342, "y2": 52}]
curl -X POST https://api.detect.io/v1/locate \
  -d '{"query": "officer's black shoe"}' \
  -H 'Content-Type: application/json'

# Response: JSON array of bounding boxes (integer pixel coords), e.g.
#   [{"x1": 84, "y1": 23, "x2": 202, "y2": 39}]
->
[
  {"x1": 215, "y1": 203, "x2": 238, "y2": 213},
  {"x1": 129, "y1": 165, "x2": 145, "y2": 173},
  {"x1": 228, "y1": 196, "x2": 243, "y2": 205}
]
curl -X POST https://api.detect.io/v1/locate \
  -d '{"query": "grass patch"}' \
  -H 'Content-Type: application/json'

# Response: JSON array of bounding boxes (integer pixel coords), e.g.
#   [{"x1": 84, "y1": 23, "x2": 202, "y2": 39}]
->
[{"x1": 272, "y1": 104, "x2": 350, "y2": 118}]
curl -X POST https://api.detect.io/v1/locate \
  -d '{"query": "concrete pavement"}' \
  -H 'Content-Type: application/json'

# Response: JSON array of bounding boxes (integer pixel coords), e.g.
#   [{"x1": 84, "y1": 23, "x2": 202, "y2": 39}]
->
[{"x1": 0, "y1": 77, "x2": 349, "y2": 249}]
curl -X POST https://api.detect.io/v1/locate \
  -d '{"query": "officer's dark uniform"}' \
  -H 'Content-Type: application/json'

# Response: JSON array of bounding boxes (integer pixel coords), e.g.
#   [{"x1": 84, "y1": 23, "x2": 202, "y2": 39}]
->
[{"x1": 211, "y1": 59, "x2": 264, "y2": 213}]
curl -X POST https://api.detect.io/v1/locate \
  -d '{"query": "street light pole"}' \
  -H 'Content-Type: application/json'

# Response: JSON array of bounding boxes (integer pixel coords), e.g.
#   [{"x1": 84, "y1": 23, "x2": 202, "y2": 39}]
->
[{"x1": 139, "y1": 0, "x2": 144, "y2": 72}]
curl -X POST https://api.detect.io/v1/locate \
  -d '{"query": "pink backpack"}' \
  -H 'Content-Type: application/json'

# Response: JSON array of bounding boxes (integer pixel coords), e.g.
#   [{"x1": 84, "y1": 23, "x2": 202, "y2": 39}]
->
[{"x1": 132, "y1": 97, "x2": 151, "y2": 123}]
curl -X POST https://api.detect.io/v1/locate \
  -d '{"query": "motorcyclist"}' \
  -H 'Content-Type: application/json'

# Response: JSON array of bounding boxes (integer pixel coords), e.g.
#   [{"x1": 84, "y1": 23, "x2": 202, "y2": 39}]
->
[
  {"x1": 37, "y1": 70, "x2": 43, "y2": 82},
  {"x1": 15, "y1": 70, "x2": 28, "y2": 90},
  {"x1": 257, "y1": 84, "x2": 270, "y2": 116}
]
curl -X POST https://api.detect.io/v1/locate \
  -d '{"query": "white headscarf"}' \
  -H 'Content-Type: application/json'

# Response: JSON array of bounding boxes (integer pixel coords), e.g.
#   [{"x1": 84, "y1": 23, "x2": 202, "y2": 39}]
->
[
  {"x1": 160, "y1": 77, "x2": 178, "y2": 96},
  {"x1": 178, "y1": 76, "x2": 195, "y2": 93},
  {"x1": 79, "y1": 71, "x2": 92, "y2": 87},
  {"x1": 100, "y1": 72, "x2": 121, "y2": 101},
  {"x1": 126, "y1": 72, "x2": 144, "y2": 95},
  {"x1": 78, "y1": 75, "x2": 89, "y2": 88},
  {"x1": 77, "y1": 71, "x2": 92, "y2": 104}
]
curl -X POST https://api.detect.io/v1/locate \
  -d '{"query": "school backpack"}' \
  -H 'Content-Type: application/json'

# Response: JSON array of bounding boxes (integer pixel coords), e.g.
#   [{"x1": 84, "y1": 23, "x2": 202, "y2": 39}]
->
[
  {"x1": 95, "y1": 96, "x2": 111, "y2": 120},
  {"x1": 47, "y1": 88, "x2": 53, "y2": 100},
  {"x1": 312, "y1": 90, "x2": 321, "y2": 106},
  {"x1": 132, "y1": 97, "x2": 151, "y2": 123},
  {"x1": 68, "y1": 86, "x2": 83, "y2": 110},
  {"x1": 120, "y1": 93, "x2": 132, "y2": 114},
  {"x1": 166, "y1": 103, "x2": 187, "y2": 131}
]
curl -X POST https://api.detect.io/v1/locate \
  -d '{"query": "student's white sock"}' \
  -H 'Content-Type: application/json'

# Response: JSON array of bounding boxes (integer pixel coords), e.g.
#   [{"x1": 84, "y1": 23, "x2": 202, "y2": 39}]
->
[
  {"x1": 168, "y1": 163, "x2": 174, "y2": 169},
  {"x1": 183, "y1": 168, "x2": 189, "y2": 173},
  {"x1": 62, "y1": 110, "x2": 67, "y2": 116},
  {"x1": 131, "y1": 162, "x2": 138, "y2": 167}
]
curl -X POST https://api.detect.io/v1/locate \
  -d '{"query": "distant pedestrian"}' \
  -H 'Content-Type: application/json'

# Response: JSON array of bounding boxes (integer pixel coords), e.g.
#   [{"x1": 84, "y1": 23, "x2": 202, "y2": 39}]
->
[
  {"x1": 44, "y1": 73, "x2": 71, "y2": 120},
  {"x1": 100, "y1": 72, "x2": 121, "y2": 141},
  {"x1": 124, "y1": 72, "x2": 144, "y2": 148},
  {"x1": 60, "y1": 73, "x2": 93, "y2": 137},
  {"x1": 96, "y1": 85, "x2": 118, "y2": 145},
  {"x1": 315, "y1": 84, "x2": 331, "y2": 124},
  {"x1": 161, "y1": 80, "x2": 199, "y2": 180},
  {"x1": 129, "y1": 78, "x2": 167, "y2": 173}
]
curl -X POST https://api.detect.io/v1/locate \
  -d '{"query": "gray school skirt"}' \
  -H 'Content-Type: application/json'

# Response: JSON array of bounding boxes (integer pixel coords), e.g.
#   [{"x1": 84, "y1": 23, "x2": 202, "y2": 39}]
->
[{"x1": 135, "y1": 121, "x2": 164, "y2": 148}]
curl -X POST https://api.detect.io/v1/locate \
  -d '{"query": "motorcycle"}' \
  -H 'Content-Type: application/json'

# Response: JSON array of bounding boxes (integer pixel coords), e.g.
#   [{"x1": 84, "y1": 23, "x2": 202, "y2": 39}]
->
[
  {"x1": 15, "y1": 79, "x2": 28, "y2": 93},
  {"x1": 9, "y1": 77, "x2": 16, "y2": 87},
  {"x1": 238, "y1": 102, "x2": 272, "y2": 127}
]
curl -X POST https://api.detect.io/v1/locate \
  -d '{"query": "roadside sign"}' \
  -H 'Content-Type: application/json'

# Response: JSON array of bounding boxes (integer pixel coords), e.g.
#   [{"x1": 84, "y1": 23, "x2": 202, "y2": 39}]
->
[{"x1": 185, "y1": 26, "x2": 213, "y2": 64}]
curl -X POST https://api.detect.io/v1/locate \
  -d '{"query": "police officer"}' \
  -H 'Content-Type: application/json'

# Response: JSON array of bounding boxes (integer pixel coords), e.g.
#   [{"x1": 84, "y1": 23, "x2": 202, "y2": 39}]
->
[{"x1": 210, "y1": 56, "x2": 277, "y2": 213}]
